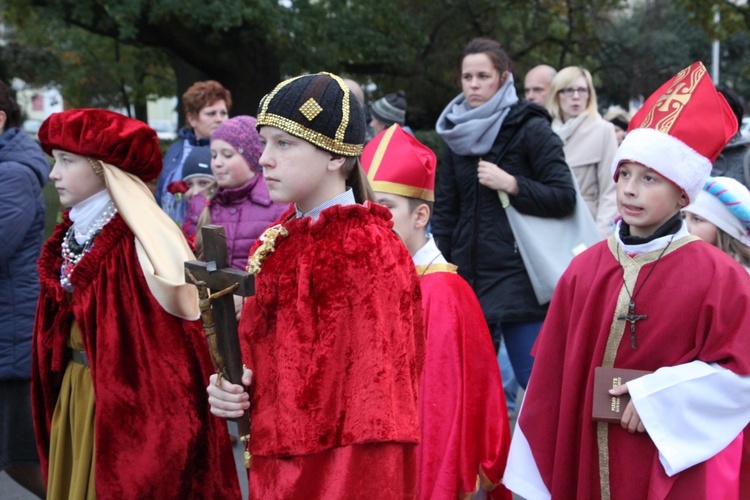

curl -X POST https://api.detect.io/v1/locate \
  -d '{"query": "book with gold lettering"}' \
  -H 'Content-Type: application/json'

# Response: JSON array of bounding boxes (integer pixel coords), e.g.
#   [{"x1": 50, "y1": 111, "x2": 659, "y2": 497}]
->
[{"x1": 592, "y1": 367, "x2": 651, "y2": 423}]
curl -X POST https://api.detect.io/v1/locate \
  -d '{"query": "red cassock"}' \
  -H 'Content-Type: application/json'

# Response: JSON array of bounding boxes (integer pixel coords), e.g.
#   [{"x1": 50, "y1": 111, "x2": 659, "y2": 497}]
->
[
  {"x1": 32, "y1": 214, "x2": 241, "y2": 499},
  {"x1": 517, "y1": 238, "x2": 750, "y2": 499},
  {"x1": 417, "y1": 268, "x2": 512, "y2": 500},
  {"x1": 239, "y1": 203, "x2": 426, "y2": 499}
]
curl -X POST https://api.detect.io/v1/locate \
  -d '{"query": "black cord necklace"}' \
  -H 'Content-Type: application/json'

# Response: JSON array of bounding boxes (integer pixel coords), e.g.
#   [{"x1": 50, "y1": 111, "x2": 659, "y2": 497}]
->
[
  {"x1": 417, "y1": 252, "x2": 442, "y2": 278},
  {"x1": 615, "y1": 235, "x2": 674, "y2": 349}
]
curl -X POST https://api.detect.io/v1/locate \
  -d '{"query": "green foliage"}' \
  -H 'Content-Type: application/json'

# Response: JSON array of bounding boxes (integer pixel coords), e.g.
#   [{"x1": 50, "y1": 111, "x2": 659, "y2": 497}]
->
[
  {"x1": 8, "y1": 0, "x2": 750, "y2": 126},
  {"x1": 675, "y1": 0, "x2": 747, "y2": 40},
  {"x1": 596, "y1": 0, "x2": 750, "y2": 110},
  {"x1": 292, "y1": 0, "x2": 625, "y2": 127},
  {"x1": 1, "y1": 4, "x2": 175, "y2": 115}
]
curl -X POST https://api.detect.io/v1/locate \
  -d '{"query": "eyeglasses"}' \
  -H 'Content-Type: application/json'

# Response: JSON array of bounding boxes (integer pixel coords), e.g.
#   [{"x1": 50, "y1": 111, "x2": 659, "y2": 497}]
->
[{"x1": 559, "y1": 87, "x2": 589, "y2": 96}]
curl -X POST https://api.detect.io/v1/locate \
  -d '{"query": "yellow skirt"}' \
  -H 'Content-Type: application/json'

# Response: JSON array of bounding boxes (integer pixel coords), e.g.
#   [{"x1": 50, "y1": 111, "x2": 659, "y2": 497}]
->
[{"x1": 47, "y1": 321, "x2": 96, "y2": 500}]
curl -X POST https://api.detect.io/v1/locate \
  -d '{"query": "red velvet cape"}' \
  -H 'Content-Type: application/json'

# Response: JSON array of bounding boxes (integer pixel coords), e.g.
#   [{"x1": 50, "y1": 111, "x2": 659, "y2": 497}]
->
[
  {"x1": 32, "y1": 214, "x2": 240, "y2": 499},
  {"x1": 240, "y1": 203, "x2": 425, "y2": 458},
  {"x1": 519, "y1": 237, "x2": 750, "y2": 499},
  {"x1": 417, "y1": 269, "x2": 511, "y2": 500}
]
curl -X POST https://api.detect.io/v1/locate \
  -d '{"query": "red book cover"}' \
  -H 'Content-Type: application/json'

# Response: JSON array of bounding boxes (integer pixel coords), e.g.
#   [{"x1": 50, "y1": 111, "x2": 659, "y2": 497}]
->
[{"x1": 592, "y1": 367, "x2": 651, "y2": 423}]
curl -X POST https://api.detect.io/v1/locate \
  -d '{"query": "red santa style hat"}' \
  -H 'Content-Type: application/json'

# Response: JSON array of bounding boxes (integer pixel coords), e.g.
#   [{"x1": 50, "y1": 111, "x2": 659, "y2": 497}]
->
[
  {"x1": 612, "y1": 62, "x2": 736, "y2": 203},
  {"x1": 39, "y1": 108, "x2": 162, "y2": 182},
  {"x1": 361, "y1": 124, "x2": 437, "y2": 201}
]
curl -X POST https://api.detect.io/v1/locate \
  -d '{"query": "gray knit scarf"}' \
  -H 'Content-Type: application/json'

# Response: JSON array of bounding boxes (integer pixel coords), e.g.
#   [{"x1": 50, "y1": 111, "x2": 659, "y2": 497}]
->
[{"x1": 435, "y1": 74, "x2": 519, "y2": 156}]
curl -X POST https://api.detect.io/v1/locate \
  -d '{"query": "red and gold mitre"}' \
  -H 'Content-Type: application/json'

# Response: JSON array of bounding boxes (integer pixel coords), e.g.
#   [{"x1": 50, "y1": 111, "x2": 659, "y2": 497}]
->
[
  {"x1": 612, "y1": 62, "x2": 736, "y2": 203},
  {"x1": 361, "y1": 124, "x2": 437, "y2": 201}
]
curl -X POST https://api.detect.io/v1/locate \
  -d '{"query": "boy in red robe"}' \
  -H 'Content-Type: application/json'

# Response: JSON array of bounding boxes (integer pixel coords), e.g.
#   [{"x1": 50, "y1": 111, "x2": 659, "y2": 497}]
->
[
  {"x1": 32, "y1": 109, "x2": 240, "y2": 499},
  {"x1": 362, "y1": 124, "x2": 512, "y2": 500},
  {"x1": 504, "y1": 62, "x2": 750, "y2": 499},
  {"x1": 206, "y1": 73, "x2": 425, "y2": 498}
]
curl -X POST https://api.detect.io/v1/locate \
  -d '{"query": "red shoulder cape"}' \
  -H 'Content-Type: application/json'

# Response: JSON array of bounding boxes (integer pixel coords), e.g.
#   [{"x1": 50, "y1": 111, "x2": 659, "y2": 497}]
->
[
  {"x1": 240, "y1": 203, "x2": 425, "y2": 457},
  {"x1": 32, "y1": 214, "x2": 240, "y2": 499},
  {"x1": 417, "y1": 270, "x2": 511, "y2": 500},
  {"x1": 519, "y1": 238, "x2": 750, "y2": 499}
]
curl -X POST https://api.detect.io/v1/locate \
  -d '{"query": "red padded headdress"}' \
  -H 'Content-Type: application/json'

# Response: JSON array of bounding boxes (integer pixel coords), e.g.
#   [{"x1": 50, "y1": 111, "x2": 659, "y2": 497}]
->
[{"x1": 39, "y1": 108, "x2": 162, "y2": 182}]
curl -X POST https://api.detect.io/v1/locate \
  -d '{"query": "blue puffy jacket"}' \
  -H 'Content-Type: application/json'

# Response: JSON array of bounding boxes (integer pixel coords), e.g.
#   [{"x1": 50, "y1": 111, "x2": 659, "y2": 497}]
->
[{"x1": 0, "y1": 128, "x2": 49, "y2": 380}]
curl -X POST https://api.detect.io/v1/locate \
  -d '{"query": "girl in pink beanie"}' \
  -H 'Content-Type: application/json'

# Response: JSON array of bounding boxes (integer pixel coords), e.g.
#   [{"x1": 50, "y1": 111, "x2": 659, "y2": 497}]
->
[{"x1": 183, "y1": 115, "x2": 288, "y2": 272}]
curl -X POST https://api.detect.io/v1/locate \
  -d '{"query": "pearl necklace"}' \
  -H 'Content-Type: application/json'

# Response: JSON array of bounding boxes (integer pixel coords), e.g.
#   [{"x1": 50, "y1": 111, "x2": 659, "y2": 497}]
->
[{"x1": 60, "y1": 202, "x2": 118, "y2": 291}]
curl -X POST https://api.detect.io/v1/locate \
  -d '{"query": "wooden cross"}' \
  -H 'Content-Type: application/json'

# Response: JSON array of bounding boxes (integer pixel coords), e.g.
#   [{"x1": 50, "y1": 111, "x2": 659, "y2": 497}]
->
[
  {"x1": 184, "y1": 225, "x2": 254, "y2": 445},
  {"x1": 617, "y1": 300, "x2": 647, "y2": 349}
]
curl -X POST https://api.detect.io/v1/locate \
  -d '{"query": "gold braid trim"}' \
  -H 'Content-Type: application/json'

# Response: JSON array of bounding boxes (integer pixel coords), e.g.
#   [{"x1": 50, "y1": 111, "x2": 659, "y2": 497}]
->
[
  {"x1": 247, "y1": 224, "x2": 289, "y2": 275},
  {"x1": 256, "y1": 72, "x2": 362, "y2": 157},
  {"x1": 329, "y1": 73, "x2": 351, "y2": 143},
  {"x1": 255, "y1": 113, "x2": 363, "y2": 157}
]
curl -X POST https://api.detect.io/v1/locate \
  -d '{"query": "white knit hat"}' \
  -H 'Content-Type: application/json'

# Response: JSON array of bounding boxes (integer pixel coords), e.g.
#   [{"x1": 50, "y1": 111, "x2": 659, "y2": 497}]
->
[{"x1": 684, "y1": 176, "x2": 750, "y2": 246}]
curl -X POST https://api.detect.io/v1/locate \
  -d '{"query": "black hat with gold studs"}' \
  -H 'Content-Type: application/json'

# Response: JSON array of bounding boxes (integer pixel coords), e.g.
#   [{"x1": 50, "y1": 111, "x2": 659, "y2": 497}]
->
[{"x1": 256, "y1": 72, "x2": 365, "y2": 157}]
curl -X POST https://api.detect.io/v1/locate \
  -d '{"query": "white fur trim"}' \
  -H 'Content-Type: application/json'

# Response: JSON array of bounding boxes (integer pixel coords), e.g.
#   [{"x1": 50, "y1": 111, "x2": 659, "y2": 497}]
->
[{"x1": 611, "y1": 127, "x2": 711, "y2": 204}]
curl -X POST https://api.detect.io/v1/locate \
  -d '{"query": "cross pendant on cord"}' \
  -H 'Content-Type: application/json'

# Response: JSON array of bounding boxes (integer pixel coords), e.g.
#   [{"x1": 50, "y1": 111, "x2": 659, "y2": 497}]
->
[{"x1": 618, "y1": 300, "x2": 647, "y2": 349}]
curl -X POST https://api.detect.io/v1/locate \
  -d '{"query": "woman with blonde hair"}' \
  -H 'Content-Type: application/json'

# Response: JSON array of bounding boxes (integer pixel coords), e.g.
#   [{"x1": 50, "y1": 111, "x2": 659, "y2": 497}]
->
[{"x1": 548, "y1": 66, "x2": 619, "y2": 235}]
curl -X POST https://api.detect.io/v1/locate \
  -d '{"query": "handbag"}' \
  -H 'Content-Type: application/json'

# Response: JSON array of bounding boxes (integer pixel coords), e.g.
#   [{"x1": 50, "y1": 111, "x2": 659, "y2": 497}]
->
[
  {"x1": 487, "y1": 115, "x2": 602, "y2": 305},
  {"x1": 499, "y1": 185, "x2": 602, "y2": 305}
]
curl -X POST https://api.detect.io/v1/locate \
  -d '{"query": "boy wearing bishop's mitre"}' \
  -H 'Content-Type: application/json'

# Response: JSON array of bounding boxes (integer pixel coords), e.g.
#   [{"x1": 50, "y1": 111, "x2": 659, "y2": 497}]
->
[{"x1": 504, "y1": 62, "x2": 750, "y2": 499}]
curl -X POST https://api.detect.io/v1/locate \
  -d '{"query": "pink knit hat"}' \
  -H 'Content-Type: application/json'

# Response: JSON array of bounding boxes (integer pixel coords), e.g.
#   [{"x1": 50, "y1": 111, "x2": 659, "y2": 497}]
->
[{"x1": 210, "y1": 115, "x2": 263, "y2": 172}]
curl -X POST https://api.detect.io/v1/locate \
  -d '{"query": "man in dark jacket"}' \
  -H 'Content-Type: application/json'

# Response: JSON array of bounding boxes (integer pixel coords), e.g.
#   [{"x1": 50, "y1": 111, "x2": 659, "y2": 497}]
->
[{"x1": 0, "y1": 81, "x2": 49, "y2": 498}]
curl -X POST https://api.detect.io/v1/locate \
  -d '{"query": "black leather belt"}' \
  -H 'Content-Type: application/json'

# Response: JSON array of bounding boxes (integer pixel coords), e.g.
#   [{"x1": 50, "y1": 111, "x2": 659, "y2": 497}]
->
[{"x1": 69, "y1": 348, "x2": 90, "y2": 366}]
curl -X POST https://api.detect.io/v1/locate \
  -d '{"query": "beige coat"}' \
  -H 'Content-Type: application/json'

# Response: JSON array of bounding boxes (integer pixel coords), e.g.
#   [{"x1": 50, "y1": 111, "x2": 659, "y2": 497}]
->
[{"x1": 554, "y1": 114, "x2": 619, "y2": 236}]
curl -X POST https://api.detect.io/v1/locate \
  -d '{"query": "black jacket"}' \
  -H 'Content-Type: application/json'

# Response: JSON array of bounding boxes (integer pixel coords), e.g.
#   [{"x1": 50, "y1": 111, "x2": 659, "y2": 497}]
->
[
  {"x1": 711, "y1": 132, "x2": 750, "y2": 188},
  {"x1": 432, "y1": 101, "x2": 575, "y2": 323}
]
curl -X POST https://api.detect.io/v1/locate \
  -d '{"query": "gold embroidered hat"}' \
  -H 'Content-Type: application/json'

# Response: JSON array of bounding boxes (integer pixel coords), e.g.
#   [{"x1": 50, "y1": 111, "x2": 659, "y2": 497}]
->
[
  {"x1": 256, "y1": 72, "x2": 365, "y2": 157},
  {"x1": 612, "y1": 61, "x2": 736, "y2": 203}
]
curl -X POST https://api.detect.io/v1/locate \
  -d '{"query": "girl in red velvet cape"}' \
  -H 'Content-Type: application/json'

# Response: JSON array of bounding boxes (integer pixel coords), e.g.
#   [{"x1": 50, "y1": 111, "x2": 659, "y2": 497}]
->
[
  {"x1": 32, "y1": 109, "x2": 240, "y2": 499},
  {"x1": 207, "y1": 73, "x2": 425, "y2": 499}
]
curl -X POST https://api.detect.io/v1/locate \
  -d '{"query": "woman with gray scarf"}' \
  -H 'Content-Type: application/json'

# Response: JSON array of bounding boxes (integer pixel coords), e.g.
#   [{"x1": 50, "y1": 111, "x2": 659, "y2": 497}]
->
[{"x1": 432, "y1": 38, "x2": 576, "y2": 389}]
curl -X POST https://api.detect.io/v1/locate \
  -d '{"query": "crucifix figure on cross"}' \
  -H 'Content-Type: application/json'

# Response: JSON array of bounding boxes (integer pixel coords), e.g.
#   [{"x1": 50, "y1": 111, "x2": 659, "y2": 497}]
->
[
  {"x1": 618, "y1": 300, "x2": 647, "y2": 349},
  {"x1": 184, "y1": 225, "x2": 254, "y2": 467}
]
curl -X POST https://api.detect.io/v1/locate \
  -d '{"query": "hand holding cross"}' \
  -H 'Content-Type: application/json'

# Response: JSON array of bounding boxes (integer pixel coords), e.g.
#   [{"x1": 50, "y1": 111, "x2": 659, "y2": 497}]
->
[{"x1": 184, "y1": 225, "x2": 254, "y2": 466}]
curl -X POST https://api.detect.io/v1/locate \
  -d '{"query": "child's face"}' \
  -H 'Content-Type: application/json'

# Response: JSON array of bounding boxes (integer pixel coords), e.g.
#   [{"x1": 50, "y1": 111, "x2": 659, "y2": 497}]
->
[
  {"x1": 616, "y1": 162, "x2": 688, "y2": 238},
  {"x1": 258, "y1": 127, "x2": 344, "y2": 213},
  {"x1": 684, "y1": 211, "x2": 719, "y2": 246},
  {"x1": 210, "y1": 139, "x2": 255, "y2": 189},
  {"x1": 376, "y1": 192, "x2": 420, "y2": 255},
  {"x1": 185, "y1": 175, "x2": 215, "y2": 200},
  {"x1": 49, "y1": 149, "x2": 106, "y2": 207}
]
